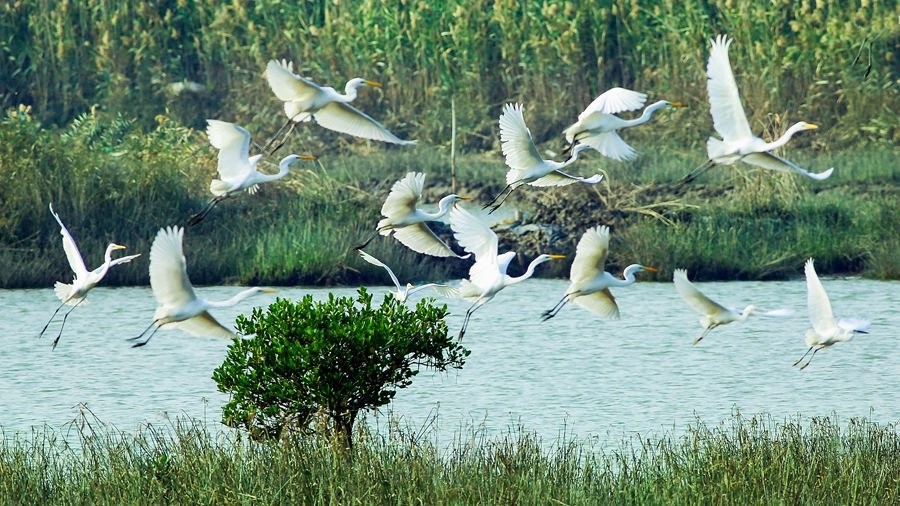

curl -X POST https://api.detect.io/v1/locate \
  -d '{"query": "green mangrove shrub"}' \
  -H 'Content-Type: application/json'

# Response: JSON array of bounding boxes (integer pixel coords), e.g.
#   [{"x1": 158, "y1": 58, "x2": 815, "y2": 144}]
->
[{"x1": 213, "y1": 288, "x2": 469, "y2": 445}]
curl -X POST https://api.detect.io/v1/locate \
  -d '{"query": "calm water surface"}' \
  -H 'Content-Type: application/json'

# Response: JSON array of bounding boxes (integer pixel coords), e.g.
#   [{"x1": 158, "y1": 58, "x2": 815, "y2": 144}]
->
[{"x1": 1, "y1": 277, "x2": 897, "y2": 446}]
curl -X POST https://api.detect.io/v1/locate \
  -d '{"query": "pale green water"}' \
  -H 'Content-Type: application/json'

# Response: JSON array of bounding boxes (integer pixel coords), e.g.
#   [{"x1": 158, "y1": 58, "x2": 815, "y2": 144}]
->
[{"x1": 1, "y1": 277, "x2": 897, "y2": 445}]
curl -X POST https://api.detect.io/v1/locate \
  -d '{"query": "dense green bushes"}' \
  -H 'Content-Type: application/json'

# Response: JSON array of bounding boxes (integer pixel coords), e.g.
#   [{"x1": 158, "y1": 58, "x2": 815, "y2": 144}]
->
[
  {"x1": 0, "y1": 104, "x2": 896, "y2": 287},
  {"x1": 213, "y1": 289, "x2": 468, "y2": 444}
]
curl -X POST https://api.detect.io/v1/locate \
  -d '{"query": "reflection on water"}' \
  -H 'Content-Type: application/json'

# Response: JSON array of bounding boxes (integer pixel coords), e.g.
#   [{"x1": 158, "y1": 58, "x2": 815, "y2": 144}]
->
[{"x1": 1, "y1": 277, "x2": 897, "y2": 446}]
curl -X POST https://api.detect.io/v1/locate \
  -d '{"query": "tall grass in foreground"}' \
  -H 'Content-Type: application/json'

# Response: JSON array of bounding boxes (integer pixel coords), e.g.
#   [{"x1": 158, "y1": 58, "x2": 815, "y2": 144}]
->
[{"x1": 1, "y1": 413, "x2": 898, "y2": 504}]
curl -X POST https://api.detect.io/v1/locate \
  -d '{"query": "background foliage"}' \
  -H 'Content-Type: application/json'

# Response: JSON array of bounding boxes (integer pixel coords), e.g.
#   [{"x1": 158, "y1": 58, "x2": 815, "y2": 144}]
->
[
  {"x1": 1, "y1": 0, "x2": 896, "y2": 150},
  {"x1": 0, "y1": 1, "x2": 897, "y2": 287}
]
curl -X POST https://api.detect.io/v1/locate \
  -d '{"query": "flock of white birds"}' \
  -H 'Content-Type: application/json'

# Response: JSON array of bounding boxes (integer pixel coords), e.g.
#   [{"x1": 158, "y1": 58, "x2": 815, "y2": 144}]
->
[{"x1": 38, "y1": 35, "x2": 869, "y2": 369}]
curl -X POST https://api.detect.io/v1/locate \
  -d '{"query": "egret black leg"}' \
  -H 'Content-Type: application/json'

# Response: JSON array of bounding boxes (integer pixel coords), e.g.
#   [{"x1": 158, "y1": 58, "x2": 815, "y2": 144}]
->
[
  {"x1": 51, "y1": 298, "x2": 86, "y2": 350},
  {"x1": 799, "y1": 348, "x2": 820, "y2": 370},
  {"x1": 792, "y1": 346, "x2": 814, "y2": 367},
  {"x1": 678, "y1": 160, "x2": 714, "y2": 185},
  {"x1": 39, "y1": 300, "x2": 69, "y2": 338},
  {"x1": 541, "y1": 295, "x2": 571, "y2": 322},
  {"x1": 187, "y1": 196, "x2": 226, "y2": 226}
]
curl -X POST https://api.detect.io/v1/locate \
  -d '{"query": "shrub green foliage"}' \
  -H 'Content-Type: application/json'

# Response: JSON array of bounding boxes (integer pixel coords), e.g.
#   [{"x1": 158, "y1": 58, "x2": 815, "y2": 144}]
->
[{"x1": 213, "y1": 288, "x2": 469, "y2": 444}]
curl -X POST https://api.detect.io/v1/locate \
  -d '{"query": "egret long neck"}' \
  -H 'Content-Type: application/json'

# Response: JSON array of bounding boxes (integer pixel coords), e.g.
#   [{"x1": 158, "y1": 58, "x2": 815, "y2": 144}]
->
[
  {"x1": 207, "y1": 287, "x2": 260, "y2": 308},
  {"x1": 258, "y1": 158, "x2": 294, "y2": 183},
  {"x1": 612, "y1": 264, "x2": 645, "y2": 287},
  {"x1": 423, "y1": 196, "x2": 456, "y2": 220},
  {"x1": 760, "y1": 124, "x2": 806, "y2": 152},
  {"x1": 96, "y1": 245, "x2": 117, "y2": 278},
  {"x1": 620, "y1": 101, "x2": 667, "y2": 128},
  {"x1": 508, "y1": 258, "x2": 547, "y2": 285}
]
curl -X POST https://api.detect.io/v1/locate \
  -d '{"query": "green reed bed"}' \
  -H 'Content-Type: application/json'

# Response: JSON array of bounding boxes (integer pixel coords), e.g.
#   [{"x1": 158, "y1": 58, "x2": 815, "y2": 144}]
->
[
  {"x1": 2, "y1": 414, "x2": 898, "y2": 504},
  {"x1": 1, "y1": 106, "x2": 896, "y2": 287},
  {"x1": 2, "y1": 0, "x2": 895, "y2": 150}
]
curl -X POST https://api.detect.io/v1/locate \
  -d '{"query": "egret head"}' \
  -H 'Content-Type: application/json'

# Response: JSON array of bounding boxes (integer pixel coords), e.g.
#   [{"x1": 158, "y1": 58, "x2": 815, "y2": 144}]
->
[
  {"x1": 347, "y1": 78, "x2": 382, "y2": 90},
  {"x1": 793, "y1": 121, "x2": 818, "y2": 132}
]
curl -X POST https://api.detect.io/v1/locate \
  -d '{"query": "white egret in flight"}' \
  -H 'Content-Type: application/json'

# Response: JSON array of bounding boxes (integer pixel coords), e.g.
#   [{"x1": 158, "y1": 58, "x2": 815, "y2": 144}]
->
[
  {"x1": 562, "y1": 87, "x2": 685, "y2": 161},
  {"x1": 793, "y1": 258, "x2": 870, "y2": 370},
  {"x1": 673, "y1": 269, "x2": 790, "y2": 344},
  {"x1": 682, "y1": 35, "x2": 833, "y2": 183},
  {"x1": 40, "y1": 204, "x2": 140, "y2": 349},
  {"x1": 448, "y1": 205, "x2": 564, "y2": 339},
  {"x1": 129, "y1": 226, "x2": 274, "y2": 347},
  {"x1": 357, "y1": 250, "x2": 447, "y2": 302},
  {"x1": 356, "y1": 172, "x2": 471, "y2": 258},
  {"x1": 264, "y1": 59, "x2": 416, "y2": 149},
  {"x1": 484, "y1": 103, "x2": 603, "y2": 213},
  {"x1": 541, "y1": 225, "x2": 655, "y2": 321},
  {"x1": 187, "y1": 119, "x2": 316, "y2": 225}
]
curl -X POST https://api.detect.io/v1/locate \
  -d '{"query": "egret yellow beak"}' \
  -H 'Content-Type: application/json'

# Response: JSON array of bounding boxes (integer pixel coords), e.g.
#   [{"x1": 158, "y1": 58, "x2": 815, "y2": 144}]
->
[
  {"x1": 548, "y1": 254, "x2": 566, "y2": 260},
  {"x1": 364, "y1": 80, "x2": 383, "y2": 89},
  {"x1": 299, "y1": 154, "x2": 318, "y2": 161},
  {"x1": 458, "y1": 196, "x2": 473, "y2": 201},
  {"x1": 642, "y1": 266, "x2": 659, "y2": 272},
  {"x1": 805, "y1": 123, "x2": 819, "y2": 130},
  {"x1": 112, "y1": 244, "x2": 126, "y2": 250},
  {"x1": 669, "y1": 102, "x2": 687, "y2": 108},
  {"x1": 260, "y1": 288, "x2": 278, "y2": 294}
]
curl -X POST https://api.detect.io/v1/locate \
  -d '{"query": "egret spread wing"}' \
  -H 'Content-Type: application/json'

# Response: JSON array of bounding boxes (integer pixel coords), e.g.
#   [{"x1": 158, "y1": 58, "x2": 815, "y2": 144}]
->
[
  {"x1": 168, "y1": 312, "x2": 235, "y2": 339},
  {"x1": 405, "y1": 283, "x2": 447, "y2": 298},
  {"x1": 49, "y1": 205, "x2": 88, "y2": 278},
  {"x1": 149, "y1": 226, "x2": 196, "y2": 307},
  {"x1": 450, "y1": 206, "x2": 498, "y2": 264},
  {"x1": 804, "y1": 259, "x2": 836, "y2": 336},
  {"x1": 358, "y1": 250, "x2": 402, "y2": 291},
  {"x1": 499, "y1": 103, "x2": 543, "y2": 177},
  {"x1": 107, "y1": 253, "x2": 141, "y2": 269},
  {"x1": 314, "y1": 102, "x2": 415, "y2": 145},
  {"x1": 206, "y1": 120, "x2": 253, "y2": 181},
  {"x1": 707, "y1": 35, "x2": 753, "y2": 143},
  {"x1": 380, "y1": 172, "x2": 423, "y2": 219},
  {"x1": 573, "y1": 288, "x2": 620, "y2": 319},
  {"x1": 391, "y1": 223, "x2": 460, "y2": 257},
  {"x1": 837, "y1": 317, "x2": 871, "y2": 334},
  {"x1": 570, "y1": 226, "x2": 610, "y2": 285},
  {"x1": 673, "y1": 269, "x2": 729, "y2": 316},
  {"x1": 580, "y1": 87, "x2": 647, "y2": 117},
  {"x1": 577, "y1": 131, "x2": 637, "y2": 161},
  {"x1": 264, "y1": 59, "x2": 322, "y2": 104},
  {"x1": 529, "y1": 172, "x2": 581, "y2": 187},
  {"x1": 740, "y1": 152, "x2": 834, "y2": 180}
]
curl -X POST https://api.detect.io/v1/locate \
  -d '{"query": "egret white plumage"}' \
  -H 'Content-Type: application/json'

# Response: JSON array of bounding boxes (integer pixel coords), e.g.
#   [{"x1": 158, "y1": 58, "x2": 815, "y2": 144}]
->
[
  {"x1": 673, "y1": 269, "x2": 790, "y2": 344},
  {"x1": 448, "y1": 205, "x2": 564, "y2": 339},
  {"x1": 683, "y1": 35, "x2": 833, "y2": 183},
  {"x1": 562, "y1": 87, "x2": 685, "y2": 161},
  {"x1": 187, "y1": 119, "x2": 315, "y2": 225},
  {"x1": 356, "y1": 172, "x2": 471, "y2": 258},
  {"x1": 39, "y1": 204, "x2": 140, "y2": 349},
  {"x1": 541, "y1": 225, "x2": 655, "y2": 321},
  {"x1": 484, "y1": 103, "x2": 603, "y2": 213},
  {"x1": 357, "y1": 250, "x2": 447, "y2": 302},
  {"x1": 793, "y1": 258, "x2": 870, "y2": 370},
  {"x1": 129, "y1": 226, "x2": 274, "y2": 347},
  {"x1": 264, "y1": 59, "x2": 416, "y2": 148}
]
